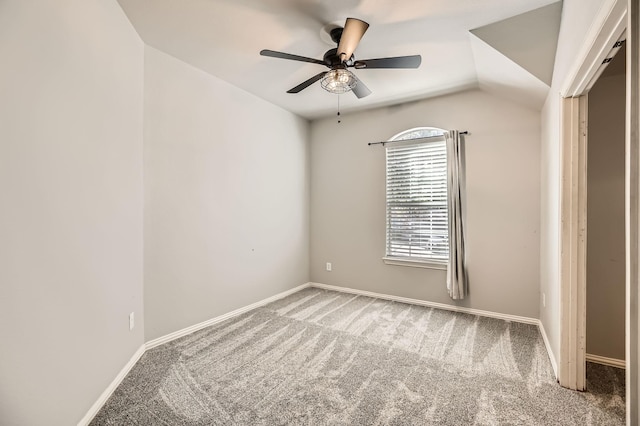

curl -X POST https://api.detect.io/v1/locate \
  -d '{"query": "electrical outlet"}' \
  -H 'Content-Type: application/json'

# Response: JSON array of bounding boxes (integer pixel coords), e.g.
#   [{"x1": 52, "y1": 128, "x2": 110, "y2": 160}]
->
[
  {"x1": 326, "y1": 262, "x2": 332, "y2": 272},
  {"x1": 542, "y1": 293, "x2": 546, "y2": 308},
  {"x1": 129, "y1": 312, "x2": 135, "y2": 331}
]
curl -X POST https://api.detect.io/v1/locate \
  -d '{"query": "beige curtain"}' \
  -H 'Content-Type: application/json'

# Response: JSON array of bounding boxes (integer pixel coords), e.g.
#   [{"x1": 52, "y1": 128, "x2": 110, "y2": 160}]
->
[{"x1": 445, "y1": 130, "x2": 467, "y2": 299}]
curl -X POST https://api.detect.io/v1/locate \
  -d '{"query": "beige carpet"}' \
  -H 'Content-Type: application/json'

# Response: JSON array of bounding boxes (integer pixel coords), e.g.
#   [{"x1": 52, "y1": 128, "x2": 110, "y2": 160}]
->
[{"x1": 91, "y1": 287, "x2": 625, "y2": 425}]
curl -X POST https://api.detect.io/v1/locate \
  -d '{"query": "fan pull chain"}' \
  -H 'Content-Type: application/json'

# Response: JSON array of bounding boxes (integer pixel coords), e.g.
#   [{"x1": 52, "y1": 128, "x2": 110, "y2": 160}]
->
[{"x1": 337, "y1": 95, "x2": 341, "y2": 124}]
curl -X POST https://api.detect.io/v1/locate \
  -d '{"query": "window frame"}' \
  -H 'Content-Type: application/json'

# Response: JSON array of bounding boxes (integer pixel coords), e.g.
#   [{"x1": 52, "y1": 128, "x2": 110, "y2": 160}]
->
[{"x1": 382, "y1": 127, "x2": 449, "y2": 270}]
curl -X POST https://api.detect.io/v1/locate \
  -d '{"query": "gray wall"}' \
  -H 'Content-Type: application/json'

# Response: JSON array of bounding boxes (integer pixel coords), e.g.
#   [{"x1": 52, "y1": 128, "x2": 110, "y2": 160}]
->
[
  {"x1": 143, "y1": 47, "x2": 310, "y2": 341},
  {"x1": 0, "y1": 1, "x2": 145, "y2": 425},
  {"x1": 586, "y1": 59, "x2": 626, "y2": 361},
  {"x1": 310, "y1": 89, "x2": 541, "y2": 318}
]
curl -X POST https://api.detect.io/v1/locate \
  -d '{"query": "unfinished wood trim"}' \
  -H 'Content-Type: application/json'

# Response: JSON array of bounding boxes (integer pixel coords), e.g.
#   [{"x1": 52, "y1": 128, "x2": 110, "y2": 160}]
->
[
  {"x1": 627, "y1": 0, "x2": 639, "y2": 423},
  {"x1": 559, "y1": 96, "x2": 588, "y2": 391},
  {"x1": 559, "y1": 96, "x2": 577, "y2": 388},
  {"x1": 577, "y1": 95, "x2": 588, "y2": 391},
  {"x1": 558, "y1": 98, "x2": 585, "y2": 390}
]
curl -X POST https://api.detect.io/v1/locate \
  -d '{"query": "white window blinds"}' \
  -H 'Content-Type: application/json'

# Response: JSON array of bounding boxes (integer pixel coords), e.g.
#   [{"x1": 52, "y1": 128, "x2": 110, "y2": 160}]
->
[{"x1": 385, "y1": 137, "x2": 449, "y2": 262}]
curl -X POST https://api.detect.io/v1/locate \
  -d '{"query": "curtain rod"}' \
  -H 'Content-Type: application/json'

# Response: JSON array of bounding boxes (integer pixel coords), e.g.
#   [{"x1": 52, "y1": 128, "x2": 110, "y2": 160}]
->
[{"x1": 367, "y1": 131, "x2": 469, "y2": 146}]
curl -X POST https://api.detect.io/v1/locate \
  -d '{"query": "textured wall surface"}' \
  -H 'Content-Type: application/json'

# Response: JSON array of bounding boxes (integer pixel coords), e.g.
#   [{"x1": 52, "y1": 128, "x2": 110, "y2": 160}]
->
[
  {"x1": 310, "y1": 89, "x2": 541, "y2": 319},
  {"x1": 0, "y1": 1, "x2": 145, "y2": 424},
  {"x1": 143, "y1": 46, "x2": 310, "y2": 341}
]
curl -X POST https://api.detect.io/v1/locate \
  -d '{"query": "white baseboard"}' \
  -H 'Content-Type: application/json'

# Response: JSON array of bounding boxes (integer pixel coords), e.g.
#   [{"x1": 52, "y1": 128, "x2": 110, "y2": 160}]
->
[
  {"x1": 145, "y1": 283, "x2": 311, "y2": 350},
  {"x1": 309, "y1": 282, "x2": 539, "y2": 325},
  {"x1": 78, "y1": 344, "x2": 145, "y2": 426},
  {"x1": 586, "y1": 353, "x2": 626, "y2": 369},
  {"x1": 538, "y1": 321, "x2": 558, "y2": 379},
  {"x1": 82, "y1": 281, "x2": 557, "y2": 425},
  {"x1": 80, "y1": 283, "x2": 311, "y2": 425},
  {"x1": 310, "y1": 282, "x2": 560, "y2": 380}
]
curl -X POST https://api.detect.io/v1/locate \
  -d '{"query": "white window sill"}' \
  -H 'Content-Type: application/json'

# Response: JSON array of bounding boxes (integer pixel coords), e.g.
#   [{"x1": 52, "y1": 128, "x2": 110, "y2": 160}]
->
[{"x1": 382, "y1": 257, "x2": 448, "y2": 270}]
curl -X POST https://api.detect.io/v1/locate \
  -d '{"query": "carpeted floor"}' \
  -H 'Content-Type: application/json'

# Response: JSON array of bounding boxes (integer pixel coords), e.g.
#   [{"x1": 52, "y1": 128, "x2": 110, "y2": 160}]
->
[{"x1": 91, "y1": 287, "x2": 625, "y2": 425}]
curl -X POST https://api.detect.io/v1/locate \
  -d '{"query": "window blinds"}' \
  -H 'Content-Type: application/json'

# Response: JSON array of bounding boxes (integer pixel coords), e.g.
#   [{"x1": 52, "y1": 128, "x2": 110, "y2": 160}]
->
[{"x1": 385, "y1": 138, "x2": 449, "y2": 261}]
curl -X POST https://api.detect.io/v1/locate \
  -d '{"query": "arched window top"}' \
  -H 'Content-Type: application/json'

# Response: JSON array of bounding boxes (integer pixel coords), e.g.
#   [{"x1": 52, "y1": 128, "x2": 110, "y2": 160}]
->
[{"x1": 389, "y1": 127, "x2": 447, "y2": 142}]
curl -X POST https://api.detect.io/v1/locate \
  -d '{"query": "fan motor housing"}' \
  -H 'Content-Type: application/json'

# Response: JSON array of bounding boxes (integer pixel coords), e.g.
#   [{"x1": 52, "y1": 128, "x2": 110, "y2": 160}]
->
[
  {"x1": 323, "y1": 48, "x2": 354, "y2": 68},
  {"x1": 323, "y1": 48, "x2": 342, "y2": 67}
]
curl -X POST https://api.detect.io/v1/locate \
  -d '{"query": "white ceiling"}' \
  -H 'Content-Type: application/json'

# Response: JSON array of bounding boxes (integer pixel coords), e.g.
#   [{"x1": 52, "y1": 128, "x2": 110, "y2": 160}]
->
[{"x1": 117, "y1": 0, "x2": 561, "y2": 119}]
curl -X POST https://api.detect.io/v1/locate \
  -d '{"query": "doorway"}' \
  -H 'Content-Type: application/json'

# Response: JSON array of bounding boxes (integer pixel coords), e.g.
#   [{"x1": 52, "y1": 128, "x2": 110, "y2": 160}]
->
[
  {"x1": 558, "y1": 1, "x2": 640, "y2": 423},
  {"x1": 557, "y1": 0, "x2": 627, "y2": 394},
  {"x1": 585, "y1": 43, "x2": 627, "y2": 397}
]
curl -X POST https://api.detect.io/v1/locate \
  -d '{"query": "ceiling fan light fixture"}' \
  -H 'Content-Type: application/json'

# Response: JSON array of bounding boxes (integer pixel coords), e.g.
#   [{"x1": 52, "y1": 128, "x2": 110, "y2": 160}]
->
[{"x1": 320, "y1": 69, "x2": 357, "y2": 94}]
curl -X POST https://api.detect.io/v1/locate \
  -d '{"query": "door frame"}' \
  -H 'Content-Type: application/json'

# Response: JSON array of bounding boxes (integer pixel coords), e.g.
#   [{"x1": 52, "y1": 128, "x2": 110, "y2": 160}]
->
[
  {"x1": 625, "y1": 1, "x2": 639, "y2": 422},
  {"x1": 559, "y1": 94, "x2": 588, "y2": 390}
]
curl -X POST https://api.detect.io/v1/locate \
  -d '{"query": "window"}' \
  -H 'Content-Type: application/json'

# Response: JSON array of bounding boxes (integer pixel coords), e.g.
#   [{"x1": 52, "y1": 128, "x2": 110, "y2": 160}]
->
[{"x1": 384, "y1": 127, "x2": 448, "y2": 269}]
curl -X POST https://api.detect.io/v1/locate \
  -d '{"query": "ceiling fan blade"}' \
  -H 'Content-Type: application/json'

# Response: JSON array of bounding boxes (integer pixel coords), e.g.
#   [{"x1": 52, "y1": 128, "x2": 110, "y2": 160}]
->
[
  {"x1": 287, "y1": 72, "x2": 328, "y2": 93},
  {"x1": 337, "y1": 18, "x2": 369, "y2": 61},
  {"x1": 354, "y1": 55, "x2": 422, "y2": 69},
  {"x1": 351, "y1": 74, "x2": 372, "y2": 99},
  {"x1": 260, "y1": 49, "x2": 326, "y2": 66}
]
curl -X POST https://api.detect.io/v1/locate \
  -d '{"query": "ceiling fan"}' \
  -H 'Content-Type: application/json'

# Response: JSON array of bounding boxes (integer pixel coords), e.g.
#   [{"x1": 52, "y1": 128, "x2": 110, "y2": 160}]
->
[{"x1": 260, "y1": 18, "x2": 422, "y2": 98}]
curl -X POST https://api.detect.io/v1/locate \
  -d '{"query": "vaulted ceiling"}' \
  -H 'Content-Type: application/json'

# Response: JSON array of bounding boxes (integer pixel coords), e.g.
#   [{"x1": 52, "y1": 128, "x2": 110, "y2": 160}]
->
[{"x1": 117, "y1": 0, "x2": 562, "y2": 119}]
